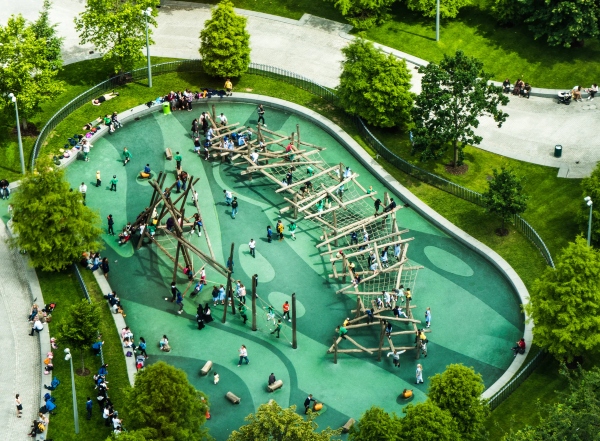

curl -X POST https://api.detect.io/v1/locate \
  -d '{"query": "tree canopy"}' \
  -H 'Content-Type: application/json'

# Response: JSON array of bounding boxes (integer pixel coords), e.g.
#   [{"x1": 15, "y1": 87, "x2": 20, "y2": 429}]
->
[
  {"x1": 482, "y1": 166, "x2": 529, "y2": 233},
  {"x1": 349, "y1": 405, "x2": 401, "y2": 441},
  {"x1": 0, "y1": 10, "x2": 64, "y2": 129},
  {"x1": 406, "y1": 0, "x2": 472, "y2": 19},
  {"x1": 579, "y1": 162, "x2": 600, "y2": 245},
  {"x1": 329, "y1": 0, "x2": 397, "y2": 29},
  {"x1": 126, "y1": 361, "x2": 210, "y2": 441},
  {"x1": 228, "y1": 401, "x2": 341, "y2": 441},
  {"x1": 58, "y1": 299, "x2": 100, "y2": 372},
  {"x1": 199, "y1": 0, "x2": 251, "y2": 78},
  {"x1": 411, "y1": 50, "x2": 508, "y2": 167},
  {"x1": 401, "y1": 401, "x2": 461, "y2": 441},
  {"x1": 337, "y1": 38, "x2": 414, "y2": 129},
  {"x1": 74, "y1": 0, "x2": 158, "y2": 74},
  {"x1": 10, "y1": 156, "x2": 103, "y2": 271},
  {"x1": 526, "y1": 236, "x2": 600, "y2": 362},
  {"x1": 428, "y1": 364, "x2": 488, "y2": 441}
]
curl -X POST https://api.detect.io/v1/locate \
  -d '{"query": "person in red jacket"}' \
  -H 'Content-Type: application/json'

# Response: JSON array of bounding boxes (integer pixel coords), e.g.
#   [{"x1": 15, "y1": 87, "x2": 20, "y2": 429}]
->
[
  {"x1": 282, "y1": 301, "x2": 291, "y2": 322},
  {"x1": 512, "y1": 338, "x2": 526, "y2": 356}
]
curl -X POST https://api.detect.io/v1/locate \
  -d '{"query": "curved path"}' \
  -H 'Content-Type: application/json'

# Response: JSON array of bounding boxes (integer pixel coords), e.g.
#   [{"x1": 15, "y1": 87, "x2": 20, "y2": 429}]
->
[{"x1": 5, "y1": 0, "x2": 600, "y2": 178}]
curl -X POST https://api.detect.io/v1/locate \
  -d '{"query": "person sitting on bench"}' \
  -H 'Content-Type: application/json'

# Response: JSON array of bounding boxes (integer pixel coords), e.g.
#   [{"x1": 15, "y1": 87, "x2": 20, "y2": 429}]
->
[
  {"x1": 512, "y1": 338, "x2": 526, "y2": 356},
  {"x1": 92, "y1": 91, "x2": 119, "y2": 106}
]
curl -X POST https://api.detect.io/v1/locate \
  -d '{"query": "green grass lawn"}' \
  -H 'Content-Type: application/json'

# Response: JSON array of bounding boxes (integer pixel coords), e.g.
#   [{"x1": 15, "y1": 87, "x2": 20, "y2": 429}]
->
[{"x1": 39, "y1": 268, "x2": 130, "y2": 441}]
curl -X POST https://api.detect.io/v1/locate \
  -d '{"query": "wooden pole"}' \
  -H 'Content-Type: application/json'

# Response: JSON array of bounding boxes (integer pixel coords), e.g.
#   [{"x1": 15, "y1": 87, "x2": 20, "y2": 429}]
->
[
  {"x1": 293, "y1": 194, "x2": 298, "y2": 219},
  {"x1": 251, "y1": 274, "x2": 258, "y2": 331},
  {"x1": 292, "y1": 292, "x2": 297, "y2": 349},
  {"x1": 212, "y1": 104, "x2": 216, "y2": 122},
  {"x1": 333, "y1": 210, "x2": 338, "y2": 247},
  {"x1": 222, "y1": 242, "x2": 235, "y2": 323},
  {"x1": 356, "y1": 296, "x2": 362, "y2": 319},
  {"x1": 172, "y1": 242, "x2": 181, "y2": 283},
  {"x1": 377, "y1": 320, "x2": 385, "y2": 362},
  {"x1": 333, "y1": 336, "x2": 338, "y2": 364},
  {"x1": 296, "y1": 124, "x2": 301, "y2": 150}
]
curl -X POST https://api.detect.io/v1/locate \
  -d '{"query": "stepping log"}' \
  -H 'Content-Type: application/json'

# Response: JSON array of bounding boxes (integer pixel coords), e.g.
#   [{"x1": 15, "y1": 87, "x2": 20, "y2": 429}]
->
[
  {"x1": 267, "y1": 379, "x2": 283, "y2": 392},
  {"x1": 165, "y1": 148, "x2": 173, "y2": 160},
  {"x1": 200, "y1": 360, "x2": 213, "y2": 376},
  {"x1": 226, "y1": 392, "x2": 241, "y2": 404},
  {"x1": 342, "y1": 418, "x2": 355, "y2": 433}
]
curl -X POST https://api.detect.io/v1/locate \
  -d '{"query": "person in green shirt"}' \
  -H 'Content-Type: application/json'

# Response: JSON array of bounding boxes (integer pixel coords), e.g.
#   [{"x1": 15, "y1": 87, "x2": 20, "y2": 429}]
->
[
  {"x1": 289, "y1": 222, "x2": 297, "y2": 240},
  {"x1": 307, "y1": 166, "x2": 314, "y2": 177},
  {"x1": 147, "y1": 224, "x2": 156, "y2": 238},
  {"x1": 337, "y1": 325, "x2": 347, "y2": 340},
  {"x1": 110, "y1": 175, "x2": 118, "y2": 192},
  {"x1": 270, "y1": 319, "x2": 282, "y2": 338},
  {"x1": 104, "y1": 114, "x2": 114, "y2": 134},
  {"x1": 174, "y1": 151, "x2": 182, "y2": 170},
  {"x1": 239, "y1": 303, "x2": 248, "y2": 324},
  {"x1": 122, "y1": 147, "x2": 132, "y2": 166}
]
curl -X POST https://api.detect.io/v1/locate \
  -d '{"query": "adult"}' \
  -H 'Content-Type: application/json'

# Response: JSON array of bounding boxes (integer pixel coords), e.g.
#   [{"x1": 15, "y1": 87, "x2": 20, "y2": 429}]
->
[
  {"x1": 219, "y1": 112, "x2": 228, "y2": 126},
  {"x1": 101, "y1": 258, "x2": 110, "y2": 280},
  {"x1": 502, "y1": 78, "x2": 511, "y2": 94},
  {"x1": 416, "y1": 364, "x2": 424, "y2": 384},
  {"x1": 512, "y1": 338, "x2": 526, "y2": 356},
  {"x1": 587, "y1": 83, "x2": 598, "y2": 101},
  {"x1": 304, "y1": 394, "x2": 315, "y2": 414},
  {"x1": 224, "y1": 78, "x2": 233, "y2": 96},
  {"x1": 248, "y1": 239, "x2": 256, "y2": 258},
  {"x1": 268, "y1": 373, "x2": 276, "y2": 385},
  {"x1": 96, "y1": 170, "x2": 101, "y2": 187},
  {"x1": 92, "y1": 91, "x2": 119, "y2": 105},
  {"x1": 238, "y1": 345, "x2": 249, "y2": 366},
  {"x1": 15, "y1": 394, "x2": 22, "y2": 417},
  {"x1": 282, "y1": 301, "x2": 291, "y2": 321},
  {"x1": 223, "y1": 189, "x2": 233, "y2": 205},
  {"x1": 30, "y1": 318, "x2": 43, "y2": 336},
  {"x1": 111, "y1": 111, "x2": 122, "y2": 129},
  {"x1": 79, "y1": 182, "x2": 87, "y2": 205},
  {"x1": 231, "y1": 197, "x2": 239, "y2": 219},
  {"x1": 257, "y1": 104, "x2": 266, "y2": 125},
  {"x1": 572, "y1": 85, "x2": 583, "y2": 102},
  {"x1": 107, "y1": 214, "x2": 115, "y2": 235},
  {"x1": 386, "y1": 349, "x2": 406, "y2": 368}
]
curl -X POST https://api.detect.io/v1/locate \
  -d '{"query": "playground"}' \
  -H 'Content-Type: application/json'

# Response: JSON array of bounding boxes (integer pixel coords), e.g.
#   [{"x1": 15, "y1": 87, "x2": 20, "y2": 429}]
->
[{"x1": 61, "y1": 101, "x2": 523, "y2": 439}]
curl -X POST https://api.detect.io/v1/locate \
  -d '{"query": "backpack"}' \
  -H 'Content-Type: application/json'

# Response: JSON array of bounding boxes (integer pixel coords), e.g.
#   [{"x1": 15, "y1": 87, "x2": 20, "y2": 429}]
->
[{"x1": 50, "y1": 377, "x2": 60, "y2": 388}]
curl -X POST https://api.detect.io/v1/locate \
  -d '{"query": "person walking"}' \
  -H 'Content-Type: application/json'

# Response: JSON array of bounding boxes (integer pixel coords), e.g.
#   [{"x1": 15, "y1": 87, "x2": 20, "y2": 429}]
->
[
  {"x1": 238, "y1": 345, "x2": 249, "y2": 366},
  {"x1": 239, "y1": 303, "x2": 248, "y2": 324},
  {"x1": 137, "y1": 337, "x2": 148, "y2": 358},
  {"x1": 248, "y1": 239, "x2": 256, "y2": 257},
  {"x1": 79, "y1": 182, "x2": 87, "y2": 205},
  {"x1": 170, "y1": 282, "x2": 178, "y2": 303},
  {"x1": 110, "y1": 175, "x2": 118, "y2": 192},
  {"x1": 122, "y1": 147, "x2": 132, "y2": 166},
  {"x1": 191, "y1": 119, "x2": 199, "y2": 137},
  {"x1": 83, "y1": 140, "x2": 90, "y2": 161},
  {"x1": 282, "y1": 301, "x2": 291, "y2": 322},
  {"x1": 276, "y1": 220, "x2": 284, "y2": 241},
  {"x1": 304, "y1": 394, "x2": 316, "y2": 414},
  {"x1": 107, "y1": 214, "x2": 115, "y2": 235},
  {"x1": 271, "y1": 319, "x2": 282, "y2": 338},
  {"x1": 86, "y1": 397, "x2": 93, "y2": 420},
  {"x1": 96, "y1": 170, "x2": 101, "y2": 187},
  {"x1": 238, "y1": 282, "x2": 246, "y2": 304},
  {"x1": 225, "y1": 78, "x2": 233, "y2": 96},
  {"x1": 223, "y1": 189, "x2": 233, "y2": 205},
  {"x1": 257, "y1": 104, "x2": 266, "y2": 125},
  {"x1": 289, "y1": 221, "x2": 297, "y2": 240},
  {"x1": 267, "y1": 225, "x2": 273, "y2": 243},
  {"x1": 174, "y1": 151, "x2": 182, "y2": 171},
  {"x1": 101, "y1": 258, "x2": 110, "y2": 280},
  {"x1": 416, "y1": 364, "x2": 424, "y2": 384},
  {"x1": 15, "y1": 394, "x2": 22, "y2": 417},
  {"x1": 386, "y1": 349, "x2": 406, "y2": 368},
  {"x1": 425, "y1": 307, "x2": 431, "y2": 328},
  {"x1": 176, "y1": 290, "x2": 184, "y2": 314},
  {"x1": 231, "y1": 197, "x2": 238, "y2": 219}
]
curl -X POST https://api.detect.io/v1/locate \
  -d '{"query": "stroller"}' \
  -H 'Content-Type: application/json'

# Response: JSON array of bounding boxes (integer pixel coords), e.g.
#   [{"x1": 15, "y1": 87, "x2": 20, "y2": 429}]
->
[{"x1": 558, "y1": 91, "x2": 572, "y2": 105}]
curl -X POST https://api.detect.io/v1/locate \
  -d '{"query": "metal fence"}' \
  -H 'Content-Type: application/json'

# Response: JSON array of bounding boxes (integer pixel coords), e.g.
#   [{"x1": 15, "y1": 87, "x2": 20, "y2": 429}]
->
[{"x1": 488, "y1": 350, "x2": 548, "y2": 411}]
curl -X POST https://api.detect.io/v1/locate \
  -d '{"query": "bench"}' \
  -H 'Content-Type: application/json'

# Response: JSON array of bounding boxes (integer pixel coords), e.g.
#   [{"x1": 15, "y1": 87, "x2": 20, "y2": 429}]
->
[
  {"x1": 341, "y1": 418, "x2": 355, "y2": 433},
  {"x1": 200, "y1": 360, "x2": 213, "y2": 376},
  {"x1": 225, "y1": 391, "x2": 241, "y2": 404},
  {"x1": 165, "y1": 148, "x2": 173, "y2": 160},
  {"x1": 267, "y1": 379, "x2": 283, "y2": 392}
]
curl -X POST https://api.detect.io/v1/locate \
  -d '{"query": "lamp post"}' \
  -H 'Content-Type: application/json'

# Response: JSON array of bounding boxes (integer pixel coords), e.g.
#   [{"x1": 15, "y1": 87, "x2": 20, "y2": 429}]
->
[
  {"x1": 585, "y1": 196, "x2": 593, "y2": 246},
  {"x1": 435, "y1": 0, "x2": 440, "y2": 42},
  {"x1": 8, "y1": 93, "x2": 25, "y2": 175},
  {"x1": 143, "y1": 7, "x2": 153, "y2": 88},
  {"x1": 64, "y1": 348, "x2": 79, "y2": 434}
]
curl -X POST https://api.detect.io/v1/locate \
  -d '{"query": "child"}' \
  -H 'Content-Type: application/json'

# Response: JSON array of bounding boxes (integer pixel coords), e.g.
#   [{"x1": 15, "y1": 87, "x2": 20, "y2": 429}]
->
[
  {"x1": 289, "y1": 222, "x2": 297, "y2": 240},
  {"x1": 267, "y1": 225, "x2": 273, "y2": 243},
  {"x1": 213, "y1": 372, "x2": 220, "y2": 385},
  {"x1": 266, "y1": 305, "x2": 276, "y2": 325},
  {"x1": 96, "y1": 170, "x2": 101, "y2": 187}
]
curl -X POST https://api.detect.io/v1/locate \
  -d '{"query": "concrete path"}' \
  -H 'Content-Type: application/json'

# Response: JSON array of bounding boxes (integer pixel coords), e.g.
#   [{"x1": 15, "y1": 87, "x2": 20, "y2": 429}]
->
[
  {"x1": 4, "y1": 0, "x2": 599, "y2": 177},
  {"x1": 0, "y1": 221, "x2": 43, "y2": 440}
]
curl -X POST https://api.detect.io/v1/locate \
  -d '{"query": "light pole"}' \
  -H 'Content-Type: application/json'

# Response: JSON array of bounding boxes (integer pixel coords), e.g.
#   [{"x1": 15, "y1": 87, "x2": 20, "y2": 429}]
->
[
  {"x1": 8, "y1": 93, "x2": 25, "y2": 175},
  {"x1": 435, "y1": 0, "x2": 440, "y2": 42},
  {"x1": 143, "y1": 7, "x2": 153, "y2": 88},
  {"x1": 64, "y1": 348, "x2": 79, "y2": 434},
  {"x1": 585, "y1": 196, "x2": 593, "y2": 246}
]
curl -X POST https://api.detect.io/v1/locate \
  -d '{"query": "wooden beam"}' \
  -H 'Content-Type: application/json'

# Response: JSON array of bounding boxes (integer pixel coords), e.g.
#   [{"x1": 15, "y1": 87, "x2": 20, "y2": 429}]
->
[
  {"x1": 275, "y1": 165, "x2": 339, "y2": 193},
  {"x1": 319, "y1": 230, "x2": 409, "y2": 255}
]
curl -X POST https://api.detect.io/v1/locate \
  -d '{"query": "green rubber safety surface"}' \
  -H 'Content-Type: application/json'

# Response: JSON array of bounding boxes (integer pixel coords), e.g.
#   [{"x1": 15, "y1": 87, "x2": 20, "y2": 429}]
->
[{"x1": 59, "y1": 102, "x2": 523, "y2": 439}]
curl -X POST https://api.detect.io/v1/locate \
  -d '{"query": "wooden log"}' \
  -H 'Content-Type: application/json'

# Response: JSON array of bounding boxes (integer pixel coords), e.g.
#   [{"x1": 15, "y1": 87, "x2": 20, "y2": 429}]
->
[
  {"x1": 165, "y1": 148, "x2": 173, "y2": 160},
  {"x1": 267, "y1": 379, "x2": 284, "y2": 392},
  {"x1": 345, "y1": 335, "x2": 374, "y2": 355},
  {"x1": 342, "y1": 418, "x2": 355, "y2": 434},
  {"x1": 226, "y1": 392, "x2": 241, "y2": 404},
  {"x1": 319, "y1": 230, "x2": 409, "y2": 255},
  {"x1": 200, "y1": 360, "x2": 213, "y2": 376},
  {"x1": 275, "y1": 165, "x2": 339, "y2": 193}
]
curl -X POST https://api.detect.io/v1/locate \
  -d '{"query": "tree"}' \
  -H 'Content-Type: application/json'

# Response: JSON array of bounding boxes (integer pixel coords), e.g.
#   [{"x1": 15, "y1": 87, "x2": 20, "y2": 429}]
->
[
  {"x1": 401, "y1": 402, "x2": 461, "y2": 441},
  {"x1": 428, "y1": 364, "x2": 488, "y2": 441},
  {"x1": 74, "y1": 0, "x2": 158, "y2": 74},
  {"x1": 228, "y1": 401, "x2": 341, "y2": 441},
  {"x1": 0, "y1": 13, "x2": 64, "y2": 130},
  {"x1": 526, "y1": 236, "x2": 600, "y2": 362},
  {"x1": 503, "y1": 367, "x2": 600, "y2": 440},
  {"x1": 199, "y1": 1, "x2": 250, "y2": 78},
  {"x1": 349, "y1": 406, "x2": 401, "y2": 441},
  {"x1": 329, "y1": 0, "x2": 397, "y2": 29},
  {"x1": 406, "y1": 0, "x2": 472, "y2": 19},
  {"x1": 106, "y1": 432, "x2": 148, "y2": 441},
  {"x1": 30, "y1": 0, "x2": 63, "y2": 69},
  {"x1": 525, "y1": 0, "x2": 600, "y2": 48},
  {"x1": 126, "y1": 361, "x2": 210, "y2": 441},
  {"x1": 10, "y1": 156, "x2": 103, "y2": 271},
  {"x1": 58, "y1": 299, "x2": 100, "y2": 374},
  {"x1": 482, "y1": 166, "x2": 529, "y2": 235},
  {"x1": 337, "y1": 39, "x2": 414, "y2": 129},
  {"x1": 411, "y1": 50, "x2": 509, "y2": 168},
  {"x1": 579, "y1": 161, "x2": 600, "y2": 245}
]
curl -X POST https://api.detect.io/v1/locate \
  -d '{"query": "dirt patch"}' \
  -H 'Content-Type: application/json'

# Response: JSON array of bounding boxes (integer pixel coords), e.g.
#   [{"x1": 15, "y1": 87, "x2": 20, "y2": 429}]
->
[
  {"x1": 444, "y1": 163, "x2": 469, "y2": 175},
  {"x1": 12, "y1": 123, "x2": 39, "y2": 137},
  {"x1": 76, "y1": 367, "x2": 91, "y2": 376},
  {"x1": 495, "y1": 228, "x2": 509, "y2": 237}
]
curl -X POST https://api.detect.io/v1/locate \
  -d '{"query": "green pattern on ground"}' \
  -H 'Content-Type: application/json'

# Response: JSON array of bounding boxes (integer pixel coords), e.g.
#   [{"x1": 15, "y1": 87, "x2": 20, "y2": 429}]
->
[{"x1": 64, "y1": 103, "x2": 523, "y2": 440}]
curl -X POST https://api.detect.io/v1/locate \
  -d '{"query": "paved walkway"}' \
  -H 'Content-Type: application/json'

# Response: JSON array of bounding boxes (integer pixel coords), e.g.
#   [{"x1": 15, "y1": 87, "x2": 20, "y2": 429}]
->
[
  {"x1": 4, "y1": 0, "x2": 600, "y2": 177},
  {"x1": 0, "y1": 221, "x2": 43, "y2": 440}
]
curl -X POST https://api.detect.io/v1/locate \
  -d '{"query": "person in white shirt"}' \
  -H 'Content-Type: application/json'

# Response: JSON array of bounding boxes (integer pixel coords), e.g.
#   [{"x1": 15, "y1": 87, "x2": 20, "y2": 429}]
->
[
  {"x1": 386, "y1": 349, "x2": 406, "y2": 367},
  {"x1": 219, "y1": 113, "x2": 228, "y2": 126},
  {"x1": 30, "y1": 318, "x2": 43, "y2": 336},
  {"x1": 248, "y1": 239, "x2": 256, "y2": 258},
  {"x1": 250, "y1": 150, "x2": 259, "y2": 164},
  {"x1": 79, "y1": 182, "x2": 87, "y2": 204},
  {"x1": 587, "y1": 83, "x2": 598, "y2": 100}
]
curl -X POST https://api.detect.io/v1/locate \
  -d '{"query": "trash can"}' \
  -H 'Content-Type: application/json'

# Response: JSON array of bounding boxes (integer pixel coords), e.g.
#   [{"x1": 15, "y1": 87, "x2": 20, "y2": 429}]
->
[
  {"x1": 554, "y1": 145, "x2": 562, "y2": 158},
  {"x1": 162, "y1": 102, "x2": 171, "y2": 115}
]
